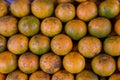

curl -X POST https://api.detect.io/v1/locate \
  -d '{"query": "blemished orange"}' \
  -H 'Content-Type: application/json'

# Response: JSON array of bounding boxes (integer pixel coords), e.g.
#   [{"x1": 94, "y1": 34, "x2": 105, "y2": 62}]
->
[
  {"x1": 0, "y1": 35, "x2": 6, "y2": 53},
  {"x1": 114, "y1": 19, "x2": 120, "y2": 35}
]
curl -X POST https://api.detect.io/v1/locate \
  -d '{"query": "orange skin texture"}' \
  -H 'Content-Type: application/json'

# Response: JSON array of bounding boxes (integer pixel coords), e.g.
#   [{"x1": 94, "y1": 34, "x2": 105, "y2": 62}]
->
[
  {"x1": 104, "y1": 36, "x2": 120, "y2": 56},
  {"x1": 0, "y1": 51, "x2": 17, "y2": 74},
  {"x1": 52, "y1": 70, "x2": 74, "y2": 80},
  {"x1": 18, "y1": 52, "x2": 39, "y2": 74},
  {"x1": 29, "y1": 71, "x2": 50, "y2": 80},
  {"x1": 7, "y1": 34, "x2": 28, "y2": 55},
  {"x1": 41, "y1": 17, "x2": 62, "y2": 37},
  {"x1": 57, "y1": 0, "x2": 74, "y2": 3},
  {"x1": 0, "y1": 73, "x2": 6, "y2": 80},
  {"x1": 0, "y1": 35, "x2": 6, "y2": 53},
  {"x1": 63, "y1": 51, "x2": 85, "y2": 74},
  {"x1": 40, "y1": 52, "x2": 61, "y2": 74},
  {"x1": 78, "y1": 36, "x2": 102, "y2": 58},
  {"x1": 75, "y1": 0, "x2": 87, "y2": 2},
  {"x1": 117, "y1": 56, "x2": 120, "y2": 71},
  {"x1": 77, "y1": 1, "x2": 97, "y2": 21},
  {"x1": 76, "y1": 70, "x2": 99, "y2": 80},
  {"x1": 51, "y1": 34, "x2": 73, "y2": 56},
  {"x1": 109, "y1": 73, "x2": 120, "y2": 80},
  {"x1": 92, "y1": 54, "x2": 116, "y2": 77},
  {"x1": 0, "y1": 16, "x2": 18, "y2": 37},
  {"x1": 6, "y1": 70, "x2": 28, "y2": 80},
  {"x1": 55, "y1": 3, "x2": 75, "y2": 22},
  {"x1": 114, "y1": 19, "x2": 120, "y2": 35}
]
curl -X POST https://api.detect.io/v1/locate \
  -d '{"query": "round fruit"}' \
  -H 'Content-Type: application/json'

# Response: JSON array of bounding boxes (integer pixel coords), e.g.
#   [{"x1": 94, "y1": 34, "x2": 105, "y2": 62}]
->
[
  {"x1": 52, "y1": 70, "x2": 74, "y2": 80},
  {"x1": 31, "y1": 0, "x2": 54, "y2": 19},
  {"x1": 7, "y1": 34, "x2": 28, "y2": 55},
  {"x1": 29, "y1": 34, "x2": 50, "y2": 55},
  {"x1": 6, "y1": 70, "x2": 28, "y2": 80},
  {"x1": 10, "y1": 0, "x2": 30, "y2": 17},
  {"x1": 0, "y1": 0, "x2": 8, "y2": 17},
  {"x1": 114, "y1": 19, "x2": 120, "y2": 35},
  {"x1": 0, "y1": 16, "x2": 18, "y2": 37},
  {"x1": 99, "y1": 0, "x2": 119, "y2": 19},
  {"x1": 109, "y1": 73, "x2": 120, "y2": 80},
  {"x1": 0, "y1": 51, "x2": 17, "y2": 74},
  {"x1": 0, "y1": 35, "x2": 6, "y2": 53},
  {"x1": 41, "y1": 17, "x2": 62, "y2": 37},
  {"x1": 104, "y1": 36, "x2": 120, "y2": 56},
  {"x1": 18, "y1": 15, "x2": 40, "y2": 36},
  {"x1": 65, "y1": 19, "x2": 87, "y2": 40},
  {"x1": 75, "y1": 0, "x2": 87, "y2": 2},
  {"x1": 40, "y1": 52, "x2": 61, "y2": 74},
  {"x1": 51, "y1": 34, "x2": 73, "y2": 56},
  {"x1": 88, "y1": 17, "x2": 111, "y2": 38},
  {"x1": 0, "y1": 73, "x2": 6, "y2": 80},
  {"x1": 57, "y1": 0, "x2": 74, "y2": 3},
  {"x1": 18, "y1": 52, "x2": 39, "y2": 74},
  {"x1": 78, "y1": 36, "x2": 102, "y2": 58},
  {"x1": 117, "y1": 56, "x2": 120, "y2": 71},
  {"x1": 76, "y1": 70, "x2": 99, "y2": 80},
  {"x1": 55, "y1": 3, "x2": 75, "y2": 22},
  {"x1": 29, "y1": 70, "x2": 50, "y2": 80},
  {"x1": 91, "y1": 54, "x2": 116, "y2": 77},
  {"x1": 63, "y1": 51, "x2": 85, "y2": 74},
  {"x1": 77, "y1": 1, "x2": 97, "y2": 22}
]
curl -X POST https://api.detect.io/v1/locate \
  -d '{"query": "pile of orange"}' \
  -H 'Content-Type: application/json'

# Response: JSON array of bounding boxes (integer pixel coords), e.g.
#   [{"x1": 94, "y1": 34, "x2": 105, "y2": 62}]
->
[{"x1": 0, "y1": 0, "x2": 120, "y2": 80}]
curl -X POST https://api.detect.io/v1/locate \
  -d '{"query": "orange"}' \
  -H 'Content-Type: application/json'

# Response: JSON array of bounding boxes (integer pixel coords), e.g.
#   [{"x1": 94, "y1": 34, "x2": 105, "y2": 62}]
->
[
  {"x1": 31, "y1": 0, "x2": 54, "y2": 19},
  {"x1": 55, "y1": 3, "x2": 75, "y2": 22},
  {"x1": 52, "y1": 70, "x2": 74, "y2": 80},
  {"x1": 77, "y1": 1, "x2": 97, "y2": 22},
  {"x1": 0, "y1": 51, "x2": 17, "y2": 74},
  {"x1": 40, "y1": 52, "x2": 61, "y2": 74},
  {"x1": 91, "y1": 54, "x2": 116, "y2": 77},
  {"x1": 29, "y1": 34, "x2": 50, "y2": 55},
  {"x1": 10, "y1": 0, "x2": 30, "y2": 17},
  {"x1": 75, "y1": 0, "x2": 87, "y2": 2},
  {"x1": 7, "y1": 34, "x2": 28, "y2": 55},
  {"x1": 109, "y1": 73, "x2": 120, "y2": 80},
  {"x1": 0, "y1": 16, "x2": 18, "y2": 37},
  {"x1": 29, "y1": 70, "x2": 50, "y2": 80},
  {"x1": 65, "y1": 19, "x2": 87, "y2": 40},
  {"x1": 6, "y1": 70, "x2": 28, "y2": 80},
  {"x1": 0, "y1": 0, "x2": 8, "y2": 17},
  {"x1": 99, "y1": 0, "x2": 119, "y2": 19},
  {"x1": 117, "y1": 56, "x2": 120, "y2": 71},
  {"x1": 0, "y1": 73, "x2": 6, "y2": 80},
  {"x1": 78, "y1": 36, "x2": 102, "y2": 58},
  {"x1": 114, "y1": 19, "x2": 120, "y2": 35},
  {"x1": 18, "y1": 52, "x2": 39, "y2": 74},
  {"x1": 63, "y1": 51, "x2": 85, "y2": 74},
  {"x1": 88, "y1": 17, "x2": 111, "y2": 38},
  {"x1": 103, "y1": 36, "x2": 120, "y2": 56},
  {"x1": 41, "y1": 17, "x2": 62, "y2": 37},
  {"x1": 0, "y1": 35, "x2": 6, "y2": 53},
  {"x1": 76, "y1": 70, "x2": 99, "y2": 80},
  {"x1": 57, "y1": 0, "x2": 74, "y2": 3},
  {"x1": 18, "y1": 15, "x2": 40, "y2": 36},
  {"x1": 51, "y1": 34, "x2": 73, "y2": 56}
]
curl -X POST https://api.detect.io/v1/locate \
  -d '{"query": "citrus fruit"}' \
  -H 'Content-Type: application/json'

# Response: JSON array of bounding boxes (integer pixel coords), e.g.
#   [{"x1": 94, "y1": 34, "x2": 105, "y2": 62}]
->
[
  {"x1": 10, "y1": 0, "x2": 30, "y2": 17},
  {"x1": 52, "y1": 70, "x2": 74, "y2": 80},
  {"x1": 117, "y1": 56, "x2": 120, "y2": 71},
  {"x1": 75, "y1": 0, "x2": 87, "y2": 2},
  {"x1": 41, "y1": 17, "x2": 62, "y2": 37},
  {"x1": 6, "y1": 70, "x2": 28, "y2": 80},
  {"x1": 76, "y1": 70, "x2": 99, "y2": 80},
  {"x1": 88, "y1": 17, "x2": 111, "y2": 38},
  {"x1": 109, "y1": 73, "x2": 120, "y2": 80},
  {"x1": 51, "y1": 34, "x2": 73, "y2": 56},
  {"x1": 0, "y1": 73, "x2": 6, "y2": 80},
  {"x1": 18, "y1": 52, "x2": 39, "y2": 74},
  {"x1": 0, "y1": 35, "x2": 6, "y2": 53},
  {"x1": 99, "y1": 0, "x2": 119, "y2": 19},
  {"x1": 114, "y1": 19, "x2": 120, "y2": 35},
  {"x1": 31, "y1": 0, "x2": 54, "y2": 19},
  {"x1": 57, "y1": 0, "x2": 74, "y2": 3},
  {"x1": 55, "y1": 3, "x2": 75, "y2": 22},
  {"x1": 91, "y1": 54, "x2": 116, "y2": 77},
  {"x1": 18, "y1": 15, "x2": 40, "y2": 36},
  {"x1": 0, "y1": 16, "x2": 18, "y2": 37},
  {"x1": 40, "y1": 52, "x2": 61, "y2": 74},
  {"x1": 0, "y1": 51, "x2": 17, "y2": 74},
  {"x1": 65, "y1": 19, "x2": 87, "y2": 40},
  {"x1": 103, "y1": 36, "x2": 120, "y2": 56},
  {"x1": 63, "y1": 51, "x2": 85, "y2": 74},
  {"x1": 77, "y1": 1, "x2": 97, "y2": 21},
  {"x1": 78, "y1": 36, "x2": 102, "y2": 58},
  {"x1": 0, "y1": 0, "x2": 8, "y2": 17},
  {"x1": 7, "y1": 34, "x2": 28, "y2": 55},
  {"x1": 29, "y1": 70, "x2": 50, "y2": 80},
  {"x1": 29, "y1": 34, "x2": 50, "y2": 55}
]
